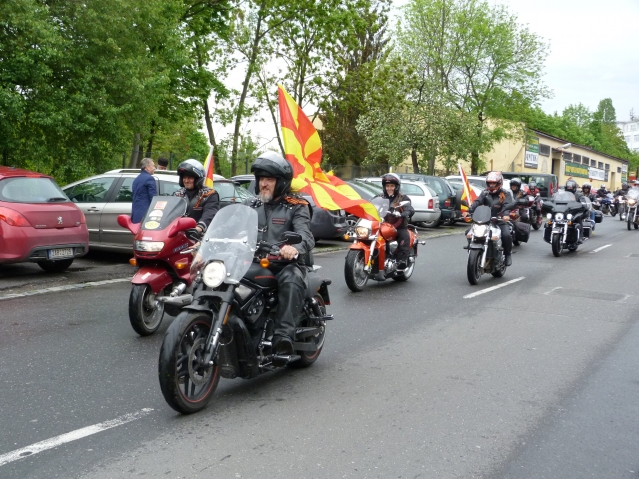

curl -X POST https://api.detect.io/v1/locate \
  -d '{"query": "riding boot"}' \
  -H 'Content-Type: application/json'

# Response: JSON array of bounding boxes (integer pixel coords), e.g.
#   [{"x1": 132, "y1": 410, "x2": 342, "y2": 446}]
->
[{"x1": 273, "y1": 280, "x2": 305, "y2": 346}]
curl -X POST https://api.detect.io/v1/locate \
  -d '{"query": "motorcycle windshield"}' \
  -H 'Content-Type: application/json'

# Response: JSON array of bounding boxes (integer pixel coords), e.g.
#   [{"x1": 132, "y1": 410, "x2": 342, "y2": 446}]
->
[
  {"x1": 552, "y1": 191, "x2": 576, "y2": 202},
  {"x1": 371, "y1": 196, "x2": 390, "y2": 218},
  {"x1": 192, "y1": 204, "x2": 258, "y2": 284},
  {"x1": 627, "y1": 188, "x2": 639, "y2": 200},
  {"x1": 471, "y1": 205, "x2": 491, "y2": 224},
  {"x1": 580, "y1": 197, "x2": 592, "y2": 210},
  {"x1": 141, "y1": 196, "x2": 187, "y2": 231}
]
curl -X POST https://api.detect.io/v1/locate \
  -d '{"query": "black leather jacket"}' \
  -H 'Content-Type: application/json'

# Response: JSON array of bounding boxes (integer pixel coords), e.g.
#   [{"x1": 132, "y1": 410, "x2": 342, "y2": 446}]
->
[
  {"x1": 173, "y1": 186, "x2": 220, "y2": 232},
  {"x1": 469, "y1": 188, "x2": 515, "y2": 217},
  {"x1": 250, "y1": 194, "x2": 315, "y2": 264},
  {"x1": 379, "y1": 193, "x2": 414, "y2": 228}
]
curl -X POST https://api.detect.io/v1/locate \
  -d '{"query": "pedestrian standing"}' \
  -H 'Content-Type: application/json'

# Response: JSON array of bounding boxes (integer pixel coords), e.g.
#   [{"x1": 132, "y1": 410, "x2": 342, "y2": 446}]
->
[
  {"x1": 157, "y1": 157, "x2": 169, "y2": 170},
  {"x1": 131, "y1": 157, "x2": 157, "y2": 223}
]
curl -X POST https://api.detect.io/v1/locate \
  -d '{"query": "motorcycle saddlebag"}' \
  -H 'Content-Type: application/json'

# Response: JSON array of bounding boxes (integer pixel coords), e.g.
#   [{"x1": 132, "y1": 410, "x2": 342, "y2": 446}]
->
[
  {"x1": 594, "y1": 210, "x2": 603, "y2": 223},
  {"x1": 514, "y1": 221, "x2": 531, "y2": 243}
]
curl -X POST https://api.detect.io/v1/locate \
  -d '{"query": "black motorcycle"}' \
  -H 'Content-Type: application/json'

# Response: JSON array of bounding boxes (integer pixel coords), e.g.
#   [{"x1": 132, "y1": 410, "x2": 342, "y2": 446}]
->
[
  {"x1": 158, "y1": 204, "x2": 333, "y2": 414},
  {"x1": 542, "y1": 191, "x2": 590, "y2": 256},
  {"x1": 464, "y1": 205, "x2": 508, "y2": 285}
]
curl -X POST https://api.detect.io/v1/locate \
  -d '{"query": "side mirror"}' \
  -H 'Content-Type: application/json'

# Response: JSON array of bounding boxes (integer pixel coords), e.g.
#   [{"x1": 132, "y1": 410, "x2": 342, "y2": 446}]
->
[
  {"x1": 281, "y1": 231, "x2": 303, "y2": 245},
  {"x1": 117, "y1": 214, "x2": 139, "y2": 235},
  {"x1": 398, "y1": 200, "x2": 410, "y2": 206},
  {"x1": 168, "y1": 217, "x2": 197, "y2": 238}
]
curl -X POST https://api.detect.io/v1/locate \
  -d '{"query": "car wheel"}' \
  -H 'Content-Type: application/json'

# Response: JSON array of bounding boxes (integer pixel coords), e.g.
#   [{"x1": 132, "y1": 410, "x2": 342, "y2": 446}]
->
[
  {"x1": 37, "y1": 259, "x2": 74, "y2": 273},
  {"x1": 418, "y1": 219, "x2": 442, "y2": 228}
]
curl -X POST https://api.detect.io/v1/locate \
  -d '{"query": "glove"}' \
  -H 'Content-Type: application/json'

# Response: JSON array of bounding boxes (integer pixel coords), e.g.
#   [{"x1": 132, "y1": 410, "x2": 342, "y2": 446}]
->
[
  {"x1": 392, "y1": 210, "x2": 402, "y2": 217},
  {"x1": 185, "y1": 228, "x2": 202, "y2": 242}
]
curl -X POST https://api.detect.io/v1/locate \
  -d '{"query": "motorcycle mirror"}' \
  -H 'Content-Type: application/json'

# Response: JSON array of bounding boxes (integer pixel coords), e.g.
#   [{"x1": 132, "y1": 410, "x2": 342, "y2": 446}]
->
[
  {"x1": 281, "y1": 231, "x2": 303, "y2": 245},
  {"x1": 168, "y1": 217, "x2": 197, "y2": 238},
  {"x1": 117, "y1": 214, "x2": 139, "y2": 235},
  {"x1": 398, "y1": 200, "x2": 410, "y2": 206}
]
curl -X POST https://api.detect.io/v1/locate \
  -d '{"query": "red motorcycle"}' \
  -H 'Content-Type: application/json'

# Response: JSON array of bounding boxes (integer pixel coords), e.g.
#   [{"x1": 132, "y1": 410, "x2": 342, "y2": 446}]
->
[
  {"x1": 118, "y1": 196, "x2": 198, "y2": 336},
  {"x1": 344, "y1": 197, "x2": 423, "y2": 292}
]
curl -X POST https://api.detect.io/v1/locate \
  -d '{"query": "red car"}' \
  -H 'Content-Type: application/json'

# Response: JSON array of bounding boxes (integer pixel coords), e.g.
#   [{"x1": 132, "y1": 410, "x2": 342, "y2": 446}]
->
[{"x1": 0, "y1": 166, "x2": 89, "y2": 272}]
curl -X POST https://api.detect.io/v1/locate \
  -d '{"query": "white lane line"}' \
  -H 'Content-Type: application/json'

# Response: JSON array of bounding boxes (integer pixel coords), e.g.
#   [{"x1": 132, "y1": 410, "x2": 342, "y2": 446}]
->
[
  {"x1": 0, "y1": 408, "x2": 153, "y2": 467},
  {"x1": 0, "y1": 277, "x2": 131, "y2": 302},
  {"x1": 544, "y1": 286, "x2": 563, "y2": 295},
  {"x1": 463, "y1": 277, "x2": 525, "y2": 299},
  {"x1": 589, "y1": 244, "x2": 612, "y2": 253}
]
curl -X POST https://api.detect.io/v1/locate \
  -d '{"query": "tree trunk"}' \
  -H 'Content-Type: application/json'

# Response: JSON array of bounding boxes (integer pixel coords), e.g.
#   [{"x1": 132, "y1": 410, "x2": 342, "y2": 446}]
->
[
  {"x1": 411, "y1": 145, "x2": 419, "y2": 173},
  {"x1": 203, "y1": 99, "x2": 223, "y2": 175},
  {"x1": 145, "y1": 121, "x2": 155, "y2": 158},
  {"x1": 128, "y1": 134, "x2": 141, "y2": 168},
  {"x1": 230, "y1": 11, "x2": 264, "y2": 177},
  {"x1": 427, "y1": 149, "x2": 436, "y2": 175}
]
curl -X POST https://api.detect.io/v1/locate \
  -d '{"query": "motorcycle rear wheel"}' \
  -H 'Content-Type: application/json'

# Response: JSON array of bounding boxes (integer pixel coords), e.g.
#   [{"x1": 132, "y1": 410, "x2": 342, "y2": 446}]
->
[
  {"x1": 129, "y1": 284, "x2": 165, "y2": 336},
  {"x1": 466, "y1": 249, "x2": 482, "y2": 285},
  {"x1": 532, "y1": 213, "x2": 541, "y2": 230},
  {"x1": 345, "y1": 250, "x2": 369, "y2": 292},
  {"x1": 551, "y1": 234, "x2": 563, "y2": 257},
  {"x1": 289, "y1": 294, "x2": 327, "y2": 369},
  {"x1": 491, "y1": 256, "x2": 507, "y2": 277},
  {"x1": 393, "y1": 258, "x2": 415, "y2": 282},
  {"x1": 158, "y1": 311, "x2": 220, "y2": 414}
]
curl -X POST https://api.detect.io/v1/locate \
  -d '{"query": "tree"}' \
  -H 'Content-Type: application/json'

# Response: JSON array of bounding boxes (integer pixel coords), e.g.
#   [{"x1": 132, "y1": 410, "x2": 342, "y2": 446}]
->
[{"x1": 397, "y1": 0, "x2": 550, "y2": 173}]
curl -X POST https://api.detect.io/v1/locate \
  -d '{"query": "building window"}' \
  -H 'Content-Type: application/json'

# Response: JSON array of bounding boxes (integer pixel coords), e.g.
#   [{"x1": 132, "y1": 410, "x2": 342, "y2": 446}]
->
[
  {"x1": 573, "y1": 154, "x2": 582, "y2": 163},
  {"x1": 632, "y1": 124, "x2": 637, "y2": 131},
  {"x1": 582, "y1": 156, "x2": 589, "y2": 165},
  {"x1": 618, "y1": 167, "x2": 622, "y2": 173},
  {"x1": 562, "y1": 152, "x2": 572, "y2": 161},
  {"x1": 605, "y1": 163, "x2": 610, "y2": 170},
  {"x1": 591, "y1": 159, "x2": 596, "y2": 167},
  {"x1": 597, "y1": 162, "x2": 603, "y2": 169},
  {"x1": 539, "y1": 144, "x2": 550, "y2": 156}
]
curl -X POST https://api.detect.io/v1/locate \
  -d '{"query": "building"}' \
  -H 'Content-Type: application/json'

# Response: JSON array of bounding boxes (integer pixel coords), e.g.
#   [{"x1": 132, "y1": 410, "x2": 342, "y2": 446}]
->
[
  {"x1": 483, "y1": 129, "x2": 629, "y2": 190},
  {"x1": 616, "y1": 120, "x2": 639, "y2": 153}
]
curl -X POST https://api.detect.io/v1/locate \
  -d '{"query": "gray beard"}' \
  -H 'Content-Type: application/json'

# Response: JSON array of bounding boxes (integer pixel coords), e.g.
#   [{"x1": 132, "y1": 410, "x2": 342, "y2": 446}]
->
[{"x1": 259, "y1": 192, "x2": 273, "y2": 203}]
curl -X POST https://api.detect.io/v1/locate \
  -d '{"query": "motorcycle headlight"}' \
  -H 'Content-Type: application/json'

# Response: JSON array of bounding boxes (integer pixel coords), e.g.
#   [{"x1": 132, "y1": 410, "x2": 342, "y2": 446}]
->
[
  {"x1": 134, "y1": 240, "x2": 164, "y2": 252},
  {"x1": 629, "y1": 199, "x2": 636, "y2": 206},
  {"x1": 566, "y1": 213, "x2": 573, "y2": 220},
  {"x1": 203, "y1": 261, "x2": 226, "y2": 288},
  {"x1": 472, "y1": 224, "x2": 488, "y2": 237},
  {"x1": 546, "y1": 213, "x2": 552, "y2": 219},
  {"x1": 355, "y1": 226, "x2": 371, "y2": 239},
  {"x1": 554, "y1": 213, "x2": 564, "y2": 221}
]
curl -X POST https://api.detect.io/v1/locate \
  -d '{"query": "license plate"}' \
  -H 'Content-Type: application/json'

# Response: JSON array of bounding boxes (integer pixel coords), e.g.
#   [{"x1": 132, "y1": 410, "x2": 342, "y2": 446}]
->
[{"x1": 50, "y1": 248, "x2": 74, "y2": 259}]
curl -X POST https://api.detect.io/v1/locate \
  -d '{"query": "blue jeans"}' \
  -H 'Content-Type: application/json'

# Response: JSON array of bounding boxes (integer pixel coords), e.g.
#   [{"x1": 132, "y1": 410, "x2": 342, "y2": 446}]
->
[{"x1": 589, "y1": 210, "x2": 596, "y2": 229}]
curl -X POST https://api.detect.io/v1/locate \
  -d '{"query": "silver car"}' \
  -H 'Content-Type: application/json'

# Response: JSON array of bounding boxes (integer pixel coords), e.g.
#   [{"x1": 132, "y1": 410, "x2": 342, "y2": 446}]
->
[{"x1": 62, "y1": 169, "x2": 251, "y2": 251}]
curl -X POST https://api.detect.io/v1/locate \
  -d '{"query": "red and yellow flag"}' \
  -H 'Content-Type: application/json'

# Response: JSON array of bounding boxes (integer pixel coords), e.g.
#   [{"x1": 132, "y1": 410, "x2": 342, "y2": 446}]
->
[
  {"x1": 277, "y1": 85, "x2": 380, "y2": 221},
  {"x1": 203, "y1": 145, "x2": 215, "y2": 189},
  {"x1": 459, "y1": 163, "x2": 478, "y2": 222}
]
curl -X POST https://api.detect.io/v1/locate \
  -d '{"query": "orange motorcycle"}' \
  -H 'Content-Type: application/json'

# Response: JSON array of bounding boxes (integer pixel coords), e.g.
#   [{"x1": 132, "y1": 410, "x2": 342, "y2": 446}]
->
[{"x1": 344, "y1": 197, "x2": 424, "y2": 292}]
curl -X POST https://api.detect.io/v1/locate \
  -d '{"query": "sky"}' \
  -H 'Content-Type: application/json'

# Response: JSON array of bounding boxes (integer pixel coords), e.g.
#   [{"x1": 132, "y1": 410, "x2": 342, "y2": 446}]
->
[{"x1": 394, "y1": 0, "x2": 639, "y2": 121}]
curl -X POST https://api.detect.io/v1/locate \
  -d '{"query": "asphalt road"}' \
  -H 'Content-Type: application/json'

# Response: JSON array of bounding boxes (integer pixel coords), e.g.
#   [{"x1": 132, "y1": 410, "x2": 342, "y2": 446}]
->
[{"x1": 1, "y1": 218, "x2": 638, "y2": 478}]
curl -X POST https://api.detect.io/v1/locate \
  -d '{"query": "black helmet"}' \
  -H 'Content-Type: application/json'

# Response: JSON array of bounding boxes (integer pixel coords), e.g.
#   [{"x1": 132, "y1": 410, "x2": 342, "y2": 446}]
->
[
  {"x1": 177, "y1": 159, "x2": 205, "y2": 189},
  {"x1": 510, "y1": 178, "x2": 522, "y2": 190},
  {"x1": 622, "y1": 182, "x2": 629, "y2": 189},
  {"x1": 381, "y1": 173, "x2": 401, "y2": 196},
  {"x1": 565, "y1": 179, "x2": 578, "y2": 193},
  {"x1": 250, "y1": 151, "x2": 293, "y2": 198},
  {"x1": 582, "y1": 181, "x2": 591, "y2": 192},
  {"x1": 529, "y1": 180, "x2": 537, "y2": 189}
]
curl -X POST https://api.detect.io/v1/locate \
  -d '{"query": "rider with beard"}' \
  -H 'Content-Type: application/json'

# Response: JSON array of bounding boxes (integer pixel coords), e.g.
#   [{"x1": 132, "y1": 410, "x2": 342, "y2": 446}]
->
[
  {"x1": 249, "y1": 152, "x2": 314, "y2": 365},
  {"x1": 463, "y1": 171, "x2": 515, "y2": 266},
  {"x1": 378, "y1": 173, "x2": 414, "y2": 270},
  {"x1": 173, "y1": 159, "x2": 220, "y2": 236}
]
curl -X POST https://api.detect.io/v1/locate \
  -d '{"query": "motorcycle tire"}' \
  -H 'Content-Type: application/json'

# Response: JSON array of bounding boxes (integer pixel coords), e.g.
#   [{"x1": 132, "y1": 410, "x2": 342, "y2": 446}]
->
[
  {"x1": 635, "y1": 224, "x2": 638, "y2": 230},
  {"x1": 611, "y1": 208, "x2": 617, "y2": 217},
  {"x1": 628, "y1": 216, "x2": 632, "y2": 231},
  {"x1": 289, "y1": 294, "x2": 327, "y2": 369},
  {"x1": 532, "y1": 214, "x2": 541, "y2": 230},
  {"x1": 551, "y1": 234, "x2": 563, "y2": 257},
  {"x1": 513, "y1": 238, "x2": 520, "y2": 246},
  {"x1": 393, "y1": 258, "x2": 415, "y2": 282},
  {"x1": 466, "y1": 249, "x2": 482, "y2": 285},
  {"x1": 491, "y1": 256, "x2": 507, "y2": 278},
  {"x1": 158, "y1": 311, "x2": 220, "y2": 414},
  {"x1": 344, "y1": 250, "x2": 369, "y2": 292},
  {"x1": 129, "y1": 284, "x2": 165, "y2": 336}
]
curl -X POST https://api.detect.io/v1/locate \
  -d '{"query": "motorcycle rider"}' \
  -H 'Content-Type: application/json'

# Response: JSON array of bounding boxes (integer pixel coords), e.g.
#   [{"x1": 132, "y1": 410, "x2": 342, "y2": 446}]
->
[
  {"x1": 463, "y1": 171, "x2": 514, "y2": 266},
  {"x1": 526, "y1": 180, "x2": 540, "y2": 196},
  {"x1": 565, "y1": 179, "x2": 583, "y2": 201},
  {"x1": 379, "y1": 173, "x2": 414, "y2": 269},
  {"x1": 596, "y1": 184, "x2": 609, "y2": 198},
  {"x1": 614, "y1": 182, "x2": 630, "y2": 197},
  {"x1": 249, "y1": 151, "x2": 315, "y2": 364},
  {"x1": 509, "y1": 177, "x2": 527, "y2": 221},
  {"x1": 581, "y1": 182, "x2": 597, "y2": 230},
  {"x1": 173, "y1": 159, "x2": 220, "y2": 235}
]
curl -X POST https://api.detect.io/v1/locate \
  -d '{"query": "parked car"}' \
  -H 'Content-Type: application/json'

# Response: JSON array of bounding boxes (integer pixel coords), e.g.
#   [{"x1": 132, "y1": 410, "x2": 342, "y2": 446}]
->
[
  {"x1": 231, "y1": 174, "x2": 349, "y2": 240},
  {"x1": 446, "y1": 174, "x2": 512, "y2": 193},
  {"x1": 353, "y1": 178, "x2": 442, "y2": 227},
  {"x1": 0, "y1": 166, "x2": 89, "y2": 272},
  {"x1": 495, "y1": 172, "x2": 558, "y2": 198},
  {"x1": 63, "y1": 169, "x2": 251, "y2": 252}
]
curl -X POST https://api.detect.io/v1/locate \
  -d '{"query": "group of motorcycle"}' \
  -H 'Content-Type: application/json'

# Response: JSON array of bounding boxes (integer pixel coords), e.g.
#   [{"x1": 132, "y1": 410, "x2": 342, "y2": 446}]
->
[
  {"x1": 118, "y1": 194, "x2": 423, "y2": 414},
  {"x1": 602, "y1": 189, "x2": 639, "y2": 230}
]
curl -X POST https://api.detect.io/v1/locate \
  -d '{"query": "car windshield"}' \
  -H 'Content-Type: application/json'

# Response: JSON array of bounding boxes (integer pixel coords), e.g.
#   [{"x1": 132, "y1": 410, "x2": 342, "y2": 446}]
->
[{"x1": 0, "y1": 177, "x2": 69, "y2": 203}]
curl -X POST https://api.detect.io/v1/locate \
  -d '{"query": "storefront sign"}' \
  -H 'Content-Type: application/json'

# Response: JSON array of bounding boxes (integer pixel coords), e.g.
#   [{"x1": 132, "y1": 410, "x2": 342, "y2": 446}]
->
[
  {"x1": 564, "y1": 161, "x2": 589, "y2": 178},
  {"x1": 525, "y1": 137, "x2": 539, "y2": 168},
  {"x1": 589, "y1": 167, "x2": 605, "y2": 181}
]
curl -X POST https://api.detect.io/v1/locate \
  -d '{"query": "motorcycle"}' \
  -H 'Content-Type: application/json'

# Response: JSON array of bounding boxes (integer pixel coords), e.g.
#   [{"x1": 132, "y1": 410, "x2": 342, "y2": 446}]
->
[
  {"x1": 344, "y1": 197, "x2": 425, "y2": 292},
  {"x1": 158, "y1": 203, "x2": 333, "y2": 414},
  {"x1": 464, "y1": 205, "x2": 509, "y2": 285},
  {"x1": 616, "y1": 195, "x2": 627, "y2": 221},
  {"x1": 529, "y1": 193, "x2": 543, "y2": 230},
  {"x1": 118, "y1": 196, "x2": 198, "y2": 336},
  {"x1": 625, "y1": 188, "x2": 639, "y2": 230},
  {"x1": 600, "y1": 193, "x2": 617, "y2": 216},
  {"x1": 542, "y1": 192, "x2": 590, "y2": 256}
]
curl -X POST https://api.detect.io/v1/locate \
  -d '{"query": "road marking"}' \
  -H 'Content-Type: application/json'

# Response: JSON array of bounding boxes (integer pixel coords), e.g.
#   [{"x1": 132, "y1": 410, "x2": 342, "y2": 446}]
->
[
  {"x1": 544, "y1": 286, "x2": 563, "y2": 295},
  {"x1": 463, "y1": 277, "x2": 525, "y2": 299},
  {"x1": 0, "y1": 408, "x2": 153, "y2": 467},
  {"x1": 0, "y1": 277, "x2": 131, "y2": 302},
  {"x1": 589, "y1": 244, "x2": 612, "y2": 253}
]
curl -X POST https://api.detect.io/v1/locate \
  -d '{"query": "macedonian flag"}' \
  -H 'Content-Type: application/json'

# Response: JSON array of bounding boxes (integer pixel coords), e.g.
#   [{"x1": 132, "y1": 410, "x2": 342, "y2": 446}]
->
[
  {"x1": 278, "y1": 85, "x2": 380, "y2": 221},
  {"x1": 459, "y1": 163, "x2": 478, "y2": 222}
]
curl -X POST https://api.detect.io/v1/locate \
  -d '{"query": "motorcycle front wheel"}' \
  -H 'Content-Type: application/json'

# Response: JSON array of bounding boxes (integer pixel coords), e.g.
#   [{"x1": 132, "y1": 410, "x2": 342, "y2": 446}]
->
[
  {"x1": 344, "y1": 249, "x2": 369, "y2": 292},
  {"x1": 628, "y1": 215, "x2": 632, "y2": 231},
  {"x1": 158, "y1": 311, "x2": 220, "y2": 414},
  {"x1": 551, "y1": 234, "x2": 563, "y2": 257},
  {"x1": 532, "y1": 213, "x2": 541, "y2": 230},
  {"x1": 466, "y1": 249, "x2": 483, "y2": 285},
  {"x1": 129, "y1": 284, "x2": 165, "y2": 336}
]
